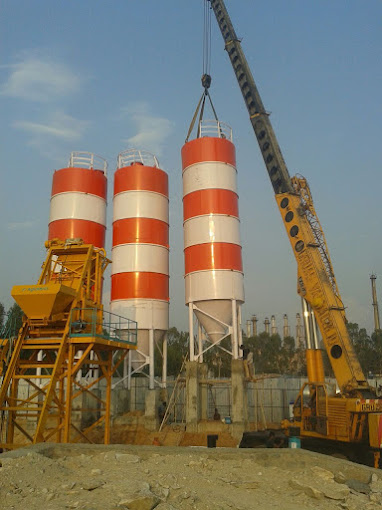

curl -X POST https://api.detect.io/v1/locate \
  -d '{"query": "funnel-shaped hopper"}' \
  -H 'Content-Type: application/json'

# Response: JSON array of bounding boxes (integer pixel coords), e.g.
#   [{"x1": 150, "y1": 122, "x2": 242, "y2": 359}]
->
[
  {"x1": 12, "y1": 283, "x2": 77, "y2": 320},
  {"x1": 194, "y1": 299, "x2": 232, "y2": 343},
  {"x1": 116, "y1": 329, "x2": 165, "y2": 371}
]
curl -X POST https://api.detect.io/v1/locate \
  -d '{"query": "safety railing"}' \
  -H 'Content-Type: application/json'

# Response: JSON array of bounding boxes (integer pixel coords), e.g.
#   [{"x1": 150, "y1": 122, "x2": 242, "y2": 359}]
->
[
  {"x1": 69, "y1": 308, "x2": 137, "y2": 346},
  {"x1": 117, "y1": 149, "x2": 159, "y2": 169},
  {"x1": 198, "y1": 119, "x2": 233, "y2": 141},
  {"x1": 68, "y1": 152, "x2": 108, "y2": 174}
]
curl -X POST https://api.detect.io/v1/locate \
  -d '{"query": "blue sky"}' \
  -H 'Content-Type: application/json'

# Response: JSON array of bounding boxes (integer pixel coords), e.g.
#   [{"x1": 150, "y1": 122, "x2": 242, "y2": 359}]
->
[{"x1": 1, "y1": 0, "x2": 381, "y2": 335}]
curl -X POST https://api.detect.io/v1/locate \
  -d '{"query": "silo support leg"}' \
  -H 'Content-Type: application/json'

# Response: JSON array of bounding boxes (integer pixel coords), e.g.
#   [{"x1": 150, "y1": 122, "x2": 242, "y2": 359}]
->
[
  {"x1": 162, "y1": 333, "x2": 167, "y2": 388},
  {"x1": 232, "y1": 299, "x2": 239, "y2": 359},
  {"x1": 104, "y1": 351, "x2": 112, "y2": 445},
  {"x1": 189, "y1": 304, "x2": 195, "y2": 362},
  {"x1": 149, "y1": 329, "x2": 155, "y2": 390}
]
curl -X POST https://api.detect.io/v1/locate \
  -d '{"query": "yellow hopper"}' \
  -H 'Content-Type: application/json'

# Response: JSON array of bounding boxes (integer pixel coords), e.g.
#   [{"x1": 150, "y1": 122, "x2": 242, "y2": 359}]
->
[{"x1": 11, "y1": 283, "x2": 77, "y2": 320}]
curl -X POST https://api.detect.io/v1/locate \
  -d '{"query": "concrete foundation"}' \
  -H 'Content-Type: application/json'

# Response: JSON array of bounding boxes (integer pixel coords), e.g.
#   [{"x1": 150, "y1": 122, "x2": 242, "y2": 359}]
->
[
  {"x1": 144, "y1": 388, "x2": 160, "y2": 431},
  {"x1": 185, "y1": 361, "x2": 199, "y2": 432},
  {"x1": 230, "y1": 359, "x2": 249, "y2": 440},
  {"x1": 199, "y1": 363, "x2": 208, "y2": 421},
  {"x1": 81, "y1": 389, "x2": 101, "y2": 430},
  {"x1": 111, "y1": 388, "x2": 130, "y2": 417},
  {"x1": 185, "y1": 361, "x2": 248, "y2": 437},
  {"x1": 185, "y1": 361, "x2": 208, "y2": 432},
  {"x1": 128, "y1": 387, "x2": 136, "y2": 412}
]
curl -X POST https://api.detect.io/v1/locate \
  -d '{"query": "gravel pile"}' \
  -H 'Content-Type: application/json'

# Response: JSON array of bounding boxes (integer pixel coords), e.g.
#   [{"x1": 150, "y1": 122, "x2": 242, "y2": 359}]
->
[{"x1": 1, "y1": 444, "x2": 381, "y2": 510}]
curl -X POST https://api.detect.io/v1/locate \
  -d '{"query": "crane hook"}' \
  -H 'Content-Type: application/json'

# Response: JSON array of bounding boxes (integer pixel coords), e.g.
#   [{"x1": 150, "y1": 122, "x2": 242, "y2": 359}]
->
[{"x1": 201, "y1": 73, "x2": 211, "y2": 90}]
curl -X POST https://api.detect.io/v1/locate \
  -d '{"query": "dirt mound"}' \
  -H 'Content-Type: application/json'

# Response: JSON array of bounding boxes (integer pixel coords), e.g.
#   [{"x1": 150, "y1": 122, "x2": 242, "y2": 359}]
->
[
  {"x1": 1, "y1": 444, "x2": 381, "y2": 510},
  {"x1": 87, "y1": 413, "x2": 238, "y2": 448}
]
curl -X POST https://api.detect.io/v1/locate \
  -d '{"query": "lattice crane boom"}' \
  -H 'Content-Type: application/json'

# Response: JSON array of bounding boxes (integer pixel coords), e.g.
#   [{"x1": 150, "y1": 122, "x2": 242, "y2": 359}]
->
[{"x1": 208, "y1": 0, "x2": 368, "y2": 395}]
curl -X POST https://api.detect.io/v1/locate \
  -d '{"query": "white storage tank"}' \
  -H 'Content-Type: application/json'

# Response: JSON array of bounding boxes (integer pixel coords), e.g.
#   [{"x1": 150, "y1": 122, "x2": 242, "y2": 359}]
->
[
  {"x1": 111, "y1": 149, "x2": 169, "y2": 387},
  {"x1": 182, "y1": 120, "x2": 244, "y2": 359},
  {"x1": 49, "y1": 152, "x2": 107, "y2": 248}
]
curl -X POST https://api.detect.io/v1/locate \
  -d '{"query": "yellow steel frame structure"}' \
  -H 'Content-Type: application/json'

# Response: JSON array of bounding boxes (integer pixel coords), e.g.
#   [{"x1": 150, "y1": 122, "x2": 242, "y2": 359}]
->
[
  {"x1": 0, "y1": 339, "x2": 9, "y2": 377},
  {"x1": 0, "y1": 240, "x2": 136, "y2": 449}
]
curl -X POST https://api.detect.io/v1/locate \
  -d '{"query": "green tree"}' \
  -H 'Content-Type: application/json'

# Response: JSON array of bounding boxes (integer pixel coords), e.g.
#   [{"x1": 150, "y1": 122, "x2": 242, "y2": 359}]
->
[
  {"x1": 203, "y1": 336, "x2": 232, "y2": 378},
  {"x1": 370, "y1": 329, "x2": 382, "y2": 376},
  {"x1": 347, "y1": 322, "x2": 373, "y2": 375},
  {"x1": 246, "y1": 332, "x2": 281, "y2": 374},
  {"x1": 8, "y1": 302, "x2": 24, "y2": 334},
  {"x1": 0, "y1": 302, "x2": 23, "y2": 338},
  {"x1": 245, "y1": 332, "x2": 306, "y2": 376},
  {"x1": 155, "y1": 327, "x2": 308, "y2": 378},
  {"x1": 155, "y1": 327, "x2": 189, "y2": 377},
  {"x1": 0, "y1": 301, "x2": 5, "y2": 332},
  {"x1": 279, "y1": 336, "x2": 298, "y2": 374},
  {"x1": 283, "y1": 336, "x2": 295, "y2": 352}
]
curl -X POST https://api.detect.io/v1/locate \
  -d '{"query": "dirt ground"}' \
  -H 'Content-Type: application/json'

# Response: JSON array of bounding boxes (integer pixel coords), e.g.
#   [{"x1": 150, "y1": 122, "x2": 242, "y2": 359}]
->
[
  {"x1": 1, "y1": 443, "x2": 382, "y2": 510},
  {"x1": 88, "y1": 412, "x2": 238, "y2": 448},
  {"x1": 92, "y1": 423, "x2": 237, "y2": 448}
]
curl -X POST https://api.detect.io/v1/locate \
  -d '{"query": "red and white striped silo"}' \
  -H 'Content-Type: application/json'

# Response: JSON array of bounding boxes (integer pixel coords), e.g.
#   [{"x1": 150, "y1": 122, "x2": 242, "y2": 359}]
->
[
  {"x1": 111, "y1": 149, "x2": 169, "y2": 388},
  {"x1": 182, "y1": 120, "x2": 244, "y2": 360},
  {"x1": 48, "y1": 152, "x2": 107, "y2": 247}
]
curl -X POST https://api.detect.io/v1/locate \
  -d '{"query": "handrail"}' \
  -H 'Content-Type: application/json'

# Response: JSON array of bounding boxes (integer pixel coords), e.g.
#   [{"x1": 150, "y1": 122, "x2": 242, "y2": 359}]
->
[
  {"x1": 118, "y1": 149, "x2": 159, "y2": 169},
  {"x1": 199, "y1": 119, "x2": 233, "y2": 141},
  {"x1": 68, "y1": 152, "x2": 108, "y2": 174},
  {"x1": 69, "y1": 308, "x2": 137, "y2": 346}
]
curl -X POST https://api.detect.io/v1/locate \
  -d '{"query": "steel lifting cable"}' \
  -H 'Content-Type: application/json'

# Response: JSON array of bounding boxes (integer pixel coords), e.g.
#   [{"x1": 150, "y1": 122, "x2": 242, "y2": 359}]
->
[
  {"x1": 203, "y1": 0, "x2": 212, "y2": 78},
  {"x1": 185, "y1": 92, "x2": 205, "y2": 143},
  {"x1": 185, "y1": 0, "x2": 220, "y2": 142}
]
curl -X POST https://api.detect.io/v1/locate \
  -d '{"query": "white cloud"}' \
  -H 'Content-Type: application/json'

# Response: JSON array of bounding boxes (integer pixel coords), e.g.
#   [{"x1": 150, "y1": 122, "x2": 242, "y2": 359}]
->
[
  {"x1": 7, "y1": 220, "x2": 37, "y2": 231},
  {"x1": 13, "y1": 111, "x2": 88, "y2": 141},
  {"x1": 122, "y1": 101, "x2": 173, "y2": 157},
  {"x1": 12, "y1": 111, "x2": 89, "y2": 160},
  {"x1": 0, "y1": 56, "x2": 80, "y2": 102}
]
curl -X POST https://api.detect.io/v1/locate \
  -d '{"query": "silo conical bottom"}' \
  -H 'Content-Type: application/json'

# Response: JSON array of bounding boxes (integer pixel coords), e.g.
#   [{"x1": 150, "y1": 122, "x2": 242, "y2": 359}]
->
[
  {"x1": 128, "y1": 329, "x2": 165, "y2": 370},
  {"x1": 194, "y1": 299, "x2": 233, "y2": 344}
]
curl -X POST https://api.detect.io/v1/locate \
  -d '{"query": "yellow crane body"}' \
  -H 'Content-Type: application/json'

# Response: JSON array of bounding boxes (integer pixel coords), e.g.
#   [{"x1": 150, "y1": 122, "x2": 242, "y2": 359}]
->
[
  {"x1": 209, "y1": 0, "x2": 381, "y2": 465},
  {"x1": 290, "y1": 382, "x2": 382, "y2": 445},
  {"x1": 275, "y1": 187, "x2": 367, "y2": 394}
]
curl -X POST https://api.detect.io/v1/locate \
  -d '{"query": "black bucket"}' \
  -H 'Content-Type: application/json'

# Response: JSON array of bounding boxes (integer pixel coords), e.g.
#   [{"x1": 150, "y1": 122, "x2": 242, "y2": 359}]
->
[{"x1": 207, "y1": 434, "x2": 218, "y2": 448}]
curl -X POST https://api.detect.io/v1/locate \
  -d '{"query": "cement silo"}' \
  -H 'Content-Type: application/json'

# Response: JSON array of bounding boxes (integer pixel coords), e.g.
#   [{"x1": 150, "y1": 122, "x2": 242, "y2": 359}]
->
[
  {"x1": 111, "y1": 149, "x2": 169, "y2": 388},
  {"x1": 182, "y1": 120, "x2": 244, "y2": 360},
  {"x1": 48, "y1": 152, "x2": 108, "y2": 382},
  {"x1": 49, "y1": 152, "x2": 107, "y2": 247}
]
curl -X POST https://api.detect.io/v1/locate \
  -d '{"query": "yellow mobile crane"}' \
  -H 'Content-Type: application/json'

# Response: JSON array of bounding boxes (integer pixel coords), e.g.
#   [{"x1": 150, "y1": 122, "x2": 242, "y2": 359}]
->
[{"x1": 208, "y1": 0, "x2": 382, "y2": 466}]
